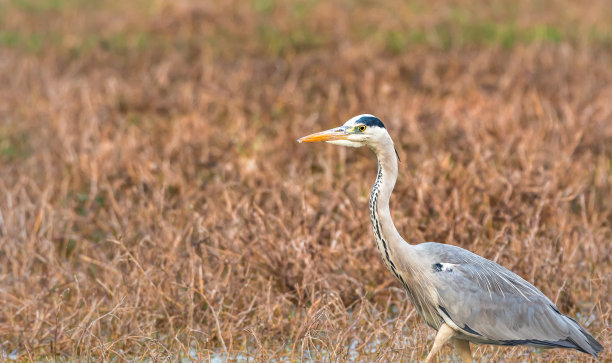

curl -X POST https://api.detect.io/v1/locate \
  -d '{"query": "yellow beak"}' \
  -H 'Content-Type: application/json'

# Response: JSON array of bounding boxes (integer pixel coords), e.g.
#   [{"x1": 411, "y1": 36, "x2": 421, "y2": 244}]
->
[{"x1": 297, "y1": 127, "x2": 349, "y2": 143}]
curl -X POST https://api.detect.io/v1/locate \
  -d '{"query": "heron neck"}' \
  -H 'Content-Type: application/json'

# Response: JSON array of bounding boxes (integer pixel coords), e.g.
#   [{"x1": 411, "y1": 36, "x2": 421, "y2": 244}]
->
[
  {"x1": 368, "y1": 138, "x2": 434, "y2": 325},
  {"x1": 368, "y1": 139, "x2": 409, "y2": 275}
]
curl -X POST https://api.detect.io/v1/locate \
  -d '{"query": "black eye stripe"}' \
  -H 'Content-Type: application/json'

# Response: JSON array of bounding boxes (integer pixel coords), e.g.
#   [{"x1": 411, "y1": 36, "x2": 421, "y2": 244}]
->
[{"x1": 355, "y1": 116, "x2": 386, "y2": 129}]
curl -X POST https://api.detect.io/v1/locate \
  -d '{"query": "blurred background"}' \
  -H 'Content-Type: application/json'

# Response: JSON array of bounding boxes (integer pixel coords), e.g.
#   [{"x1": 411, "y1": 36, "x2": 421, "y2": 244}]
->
[{"x1": 0, "y1": 0, "x2": 610, "y2": 360}]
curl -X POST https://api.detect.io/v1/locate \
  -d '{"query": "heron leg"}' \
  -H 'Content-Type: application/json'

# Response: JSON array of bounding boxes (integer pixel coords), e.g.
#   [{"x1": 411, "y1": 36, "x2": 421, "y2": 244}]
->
[
  {"x1": 424, "y1": 323, "x2": 456, "y2": 363},
  {"x1": 453, "y1": 338, "x2": 473, "y2": 363}
]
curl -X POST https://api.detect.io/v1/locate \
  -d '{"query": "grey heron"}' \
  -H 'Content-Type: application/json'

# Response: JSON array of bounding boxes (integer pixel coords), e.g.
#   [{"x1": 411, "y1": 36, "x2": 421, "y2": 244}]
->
[{"x1": 297, "y1": 114, "x2": 603, "y2": 362}]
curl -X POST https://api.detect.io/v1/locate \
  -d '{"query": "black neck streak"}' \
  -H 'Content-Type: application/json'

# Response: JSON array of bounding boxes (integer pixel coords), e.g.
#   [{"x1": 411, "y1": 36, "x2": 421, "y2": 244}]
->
[{"x1": 370, "y1": 162, "x2": 407, "y2": 288}]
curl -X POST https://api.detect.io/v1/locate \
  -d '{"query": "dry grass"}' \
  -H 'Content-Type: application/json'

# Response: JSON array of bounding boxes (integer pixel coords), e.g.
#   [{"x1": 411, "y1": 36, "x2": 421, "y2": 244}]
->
[{"x1": 0, "y1": 0, "x2": 611, "y2": 361}]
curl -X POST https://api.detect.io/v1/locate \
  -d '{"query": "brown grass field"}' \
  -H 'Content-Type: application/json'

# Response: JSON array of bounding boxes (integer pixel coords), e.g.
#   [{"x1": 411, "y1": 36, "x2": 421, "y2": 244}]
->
[{"x1": 0, "y1": 0, "x2": 611, "y2": 361}]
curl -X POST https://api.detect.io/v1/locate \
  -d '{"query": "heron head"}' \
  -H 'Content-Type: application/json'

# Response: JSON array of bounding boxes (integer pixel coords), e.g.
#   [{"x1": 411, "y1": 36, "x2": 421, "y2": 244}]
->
[{"x1": 297, "y1": 114, "x2": 388, "y2": 148}]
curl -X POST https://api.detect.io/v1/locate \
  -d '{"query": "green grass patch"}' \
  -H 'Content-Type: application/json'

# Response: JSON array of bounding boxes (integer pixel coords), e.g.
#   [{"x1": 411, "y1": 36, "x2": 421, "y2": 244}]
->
[
  {"x1": 0, "y1": 31, "x2": 45, "y2": 52},
  {"x1": 258, "y1": 23, "x2": 326, "y2": 56},
  {"x1": 381, "y1": 22, "x2": 580, "y2": 53},
  {"x1": 253, "y1": 0, "x2": 274, "y2": 14},
  {"x1": 9, "y1": 0, "x2": 102, "y2": 13},
  {"x1": 0, "y1": 0, "x2": 610, "y2": 58},
  {"x1": 0, "y1": 131, "x2": 30, "y2": 161}
]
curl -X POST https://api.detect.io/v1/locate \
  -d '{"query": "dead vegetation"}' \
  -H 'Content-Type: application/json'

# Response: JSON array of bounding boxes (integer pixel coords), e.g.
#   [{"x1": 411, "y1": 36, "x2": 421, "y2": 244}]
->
[{"x1": 0, "y1": 0, "x2": 610, "y2": 361}]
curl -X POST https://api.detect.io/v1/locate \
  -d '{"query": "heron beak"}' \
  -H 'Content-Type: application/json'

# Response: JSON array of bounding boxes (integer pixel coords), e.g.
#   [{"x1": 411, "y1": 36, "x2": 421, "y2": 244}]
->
[{"x1": 297, "y1": 127, "x2": 349, "y2": 143}]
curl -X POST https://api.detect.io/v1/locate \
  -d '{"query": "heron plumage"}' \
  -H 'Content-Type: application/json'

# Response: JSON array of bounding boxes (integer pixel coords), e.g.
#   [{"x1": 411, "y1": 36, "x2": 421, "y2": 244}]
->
[
  {"x1": 419, "y1": 242, "x2": 602, "y2": 356},
  {"x1": 298, "y1": 114, "x2": 603, "y2": 361}
]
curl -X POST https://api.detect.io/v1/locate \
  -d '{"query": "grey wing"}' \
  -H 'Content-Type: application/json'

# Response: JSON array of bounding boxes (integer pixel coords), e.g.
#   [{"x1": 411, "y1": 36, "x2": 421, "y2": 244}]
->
[{"x1": 419, "y1": 243, "x2": 603, "y2": 356}]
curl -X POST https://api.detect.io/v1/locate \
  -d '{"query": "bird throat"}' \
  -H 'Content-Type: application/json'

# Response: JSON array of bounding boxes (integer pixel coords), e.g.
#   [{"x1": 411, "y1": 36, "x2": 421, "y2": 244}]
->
[
  {"x1": 369, "y1": 156, "x2": 435, "y2": 318},
  {"x1": 369, "y1": 161, "x2": 406, "y2": 285},
  {"x1": 366, "y1": 142, "x2": 448, "y2": 331}
]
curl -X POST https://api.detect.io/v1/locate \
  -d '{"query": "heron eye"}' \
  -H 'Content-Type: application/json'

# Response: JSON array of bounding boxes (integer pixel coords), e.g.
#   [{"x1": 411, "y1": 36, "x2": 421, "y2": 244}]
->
[{"x1": 358, "y1": 125, "x2": 366, "y2": 132}]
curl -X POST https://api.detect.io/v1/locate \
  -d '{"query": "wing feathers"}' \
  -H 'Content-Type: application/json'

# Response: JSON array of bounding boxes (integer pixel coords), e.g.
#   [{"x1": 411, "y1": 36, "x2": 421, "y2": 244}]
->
[{"x1": 419, "y1": 243, "x2": 603, "y2": 357}]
